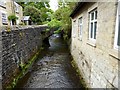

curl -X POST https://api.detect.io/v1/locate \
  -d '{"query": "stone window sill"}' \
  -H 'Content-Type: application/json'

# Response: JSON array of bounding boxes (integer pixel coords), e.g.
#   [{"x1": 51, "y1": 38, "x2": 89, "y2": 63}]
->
[
  {"x1": 87, "y1": 40, "x2": 96, "y2": 47},
  {"x1": 109, "y1": 49, "x2": 120, "y2": 60}
]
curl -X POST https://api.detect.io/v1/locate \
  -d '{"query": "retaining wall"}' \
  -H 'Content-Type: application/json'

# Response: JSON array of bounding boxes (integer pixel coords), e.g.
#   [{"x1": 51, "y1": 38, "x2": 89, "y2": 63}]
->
[{"x1": 0, "y1": 25, "x2": 48, "y2": 87}]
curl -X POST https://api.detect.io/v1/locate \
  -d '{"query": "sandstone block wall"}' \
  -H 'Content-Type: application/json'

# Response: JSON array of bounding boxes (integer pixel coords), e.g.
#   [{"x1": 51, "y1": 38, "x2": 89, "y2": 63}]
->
[{"x1": 71, "y1": 2, "x2": 119, "y2": 88}]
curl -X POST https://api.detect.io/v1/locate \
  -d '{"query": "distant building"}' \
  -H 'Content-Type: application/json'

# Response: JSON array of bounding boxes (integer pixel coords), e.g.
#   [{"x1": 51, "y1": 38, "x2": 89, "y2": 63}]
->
[
  {"x1": 22, "y1": 16, "x2": 32, "y2": 25},
  {"x1": 0, "y1": 0, "x2": 23, "y2": 26},
  {"x1": 70, "y1": 1, "x2": 120, "y2": 88},
  {"x1": 14, "y1": 2, "x2": 23, "y2": 25}
]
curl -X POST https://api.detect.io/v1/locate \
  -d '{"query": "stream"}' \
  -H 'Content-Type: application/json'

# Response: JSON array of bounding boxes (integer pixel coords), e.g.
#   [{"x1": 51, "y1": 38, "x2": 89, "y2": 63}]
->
[{"x1": 15, "y1": 34, "x2": 83, "y2": 89}]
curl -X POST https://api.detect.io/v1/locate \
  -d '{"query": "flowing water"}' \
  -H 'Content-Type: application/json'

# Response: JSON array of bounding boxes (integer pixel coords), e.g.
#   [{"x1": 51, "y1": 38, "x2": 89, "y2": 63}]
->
[{"x1": 15, "y1": 34, "x2": 83, "y2": 89}]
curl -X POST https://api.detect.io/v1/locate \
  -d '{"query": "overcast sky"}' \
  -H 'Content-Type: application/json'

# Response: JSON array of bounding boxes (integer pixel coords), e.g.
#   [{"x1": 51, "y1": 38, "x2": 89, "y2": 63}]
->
[{"x1": 49, "y1": 0, "x2": 58, "y2": 11}]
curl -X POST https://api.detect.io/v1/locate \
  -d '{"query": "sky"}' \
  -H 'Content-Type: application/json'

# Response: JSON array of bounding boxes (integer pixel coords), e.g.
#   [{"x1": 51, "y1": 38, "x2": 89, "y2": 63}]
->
[{"x1": 49, "y1": 0, "x2": 58, "y2": 11}]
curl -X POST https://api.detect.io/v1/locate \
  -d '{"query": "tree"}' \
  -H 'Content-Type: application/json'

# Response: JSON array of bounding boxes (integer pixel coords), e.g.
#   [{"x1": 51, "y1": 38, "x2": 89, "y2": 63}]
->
[
  {"x1": 47, "y1": 18, "x2": 62, "y2": 28},
  {"x1": 23, "y1": 2, "x2": 53, "y2": 25},
  {"x1": 25, "y1": 2, "x2": 49, "y2": 9},
  {"x1": 24, "y1": 5, "x2": 41, "y2": 25},
  {"x1": 52, "y1": 2, "x2": 76, "y2": 39},
  {"x1": 40, "y1": 7, "x2": 53, "y2": 23}
]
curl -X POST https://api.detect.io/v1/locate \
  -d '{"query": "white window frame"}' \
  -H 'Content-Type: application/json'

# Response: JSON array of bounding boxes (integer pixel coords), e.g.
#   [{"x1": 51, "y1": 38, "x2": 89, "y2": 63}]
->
[
  {"x1": 0, "y1": 1, "x2": 6, "y2": 8},
  {"x1": 114, "y1": 1, "x2": 120, "y2": 51},
  {"x1": 1, "y1": 11, "x2": 7, "y2": 24},
  {"x1": 2, "y1": 13, "x2": 7, "y2": 24},
  {"x1": 89, "y1": 9, "x2": 97, "y2": 42},
  {"x1": 79, "y1": 17, "x2": 83, "y2": 40},
  {"x1": 16, "y1": 16, "x2": 19, "y2": 25},
  {"x1": 72, "y1": 20, "x2": 76, "y2": 37},
  {"x1": 14, "y1": 2, "x2": 19, "y2": 13}
]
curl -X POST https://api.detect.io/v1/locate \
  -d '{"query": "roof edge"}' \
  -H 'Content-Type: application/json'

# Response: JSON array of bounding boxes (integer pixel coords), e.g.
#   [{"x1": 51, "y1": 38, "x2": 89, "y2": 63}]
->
[{"x1": 70, "y1": 2, "x2": 84, "y2": 18}]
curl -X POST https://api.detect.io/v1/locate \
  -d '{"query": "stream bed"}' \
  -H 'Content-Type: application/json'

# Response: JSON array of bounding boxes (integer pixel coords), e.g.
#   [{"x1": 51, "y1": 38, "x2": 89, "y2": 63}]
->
[{"x1": 15, "y1": 34, "x2": 83, "y2": 89}]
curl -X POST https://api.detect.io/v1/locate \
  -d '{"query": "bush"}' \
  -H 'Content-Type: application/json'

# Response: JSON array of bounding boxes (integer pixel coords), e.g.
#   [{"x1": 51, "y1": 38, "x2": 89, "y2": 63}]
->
[
  {"x1": 47, "y1": 19, "x2": 62, "y2": 28},
  {"x1": 54, "y1": 29, "x2": 61, "y2": 34},
  {"x1": 8, "y1": 14, "x2": 18, "y2": 21}
]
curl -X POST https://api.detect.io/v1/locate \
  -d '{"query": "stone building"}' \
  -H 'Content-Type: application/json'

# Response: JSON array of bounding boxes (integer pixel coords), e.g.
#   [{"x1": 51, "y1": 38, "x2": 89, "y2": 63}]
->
[
  {"x1": 70, "y1": 1, "x2": 120, "y2": 88},
  {"x1": 0, "y1": 0, "x2": 23, "y2": 26},
  {"x1": 23, "y1": 16, "x2": 32, "y2": 25}
]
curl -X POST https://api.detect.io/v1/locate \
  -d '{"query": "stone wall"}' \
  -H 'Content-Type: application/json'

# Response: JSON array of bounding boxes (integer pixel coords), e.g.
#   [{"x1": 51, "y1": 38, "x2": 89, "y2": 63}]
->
[
  {"x1": 0, "y1": 32, "x2": 2, "y2": 89},
  {"x1": 1, "y1": 25, "x2": 48, "y2": 87},
  {"x1": 71, "y1": 2, "x2": 119, "y2": 88}
]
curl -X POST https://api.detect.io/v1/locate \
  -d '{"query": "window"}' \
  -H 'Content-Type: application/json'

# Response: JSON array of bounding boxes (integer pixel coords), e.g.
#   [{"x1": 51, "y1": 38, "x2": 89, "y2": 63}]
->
[
  {"x1": 2, "y1": 13, "x2": 7, "y2": 24},
  {"x1": 15, "y1": 5, "x2": 19, "y2": 13},
  {"x1": 118, "y1": 16, "x2": 120, "y2": 46},
  {"x1": 89, "y1": 9, "x2": 97, "y2": 41},
  {"x1": 0, "y1": 1, "x2": 6, "y2": 8},
  {"x1": 14, "y1": 2, "x2": 19, "y2": 13},
  {"x1": 73, "y1": 20, "x2": 76, "y2": 37},
  {"x1": 79, "y1": 17, "x2": 83, "y2": 40},
  {"x1": 114, "y1": 1, "x2": 120, "y2": 50},
  {"x1": 16, "y1": 17, "x2": 19, "y2": 25}
]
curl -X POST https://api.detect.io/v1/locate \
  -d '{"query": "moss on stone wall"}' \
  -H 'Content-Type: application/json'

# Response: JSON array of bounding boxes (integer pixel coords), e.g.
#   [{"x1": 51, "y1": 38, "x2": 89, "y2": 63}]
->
[
  {"x1": 6, "y1": 47, "x2": 44, "y2": 89},
  {"x1": 71, "y1": 59, "x2": 88, "y2": 89},
  {"x1": 2, "y1": 26, "x2": 48, "y2": 88}
]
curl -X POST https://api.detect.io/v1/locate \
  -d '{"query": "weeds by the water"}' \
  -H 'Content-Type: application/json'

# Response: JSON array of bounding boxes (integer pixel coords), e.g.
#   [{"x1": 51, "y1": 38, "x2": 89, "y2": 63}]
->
[
  {"x1": 71, "y1": 59, "x2": 88, "y2": 89},
  {"x1": 6, "y1": 47, "x2": 44, "y2": 89}
]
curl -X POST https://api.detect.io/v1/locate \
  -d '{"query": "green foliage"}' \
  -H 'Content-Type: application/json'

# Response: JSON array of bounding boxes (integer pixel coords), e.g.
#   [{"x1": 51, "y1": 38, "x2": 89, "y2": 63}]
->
[
  {"x1": 6, "y1": 48, "x2": 42, "y2": 89},
  {"x1": 23, "y1": 2, "x2": 53, "y2": 25},
  {"x1": 8, "y1": 14, "x2": 18, "y2": 21},
  {"x1": 40, "y1": 7, "x2": 52, "y2": 22},
  {"x1": 71, "y1": 60, "x2": 87, "y2": 88},
  {"x1": 6, "y1": 46, "x2": 46, "y2": 89},
  {"x1": 50, "y1": 2, "x2": 76, "y2": 39},
  {"x1": 26, "y1": 2, "x2": 50, "y2": 9},
  {"x1": 47, "y1": 19, "x2": 62, "y2": 28},
  {"x1": 40, "y1": 47, "x2": 44, "y2": 50},
  {"x1": 19, "y1": 62, "x2": 25, "y2": 70},
  {"x1": 8, "y1": 14, "x2": 18, "y2": 25},
  {"x1": 6, "y1": 26, "x2": 11, "y2": 32},
  {"x1": 45, "y1": 28, "x2": 50, "y2": 32},
  {"x1": 19, "y1": 22, "x2": 25, "y2": 25},
  {"x1": 54, "y1": 29, "x2": 61, "y2": 34},
  {"x1": 24, "y1": 5, "x2": 41, "y2": 25}
]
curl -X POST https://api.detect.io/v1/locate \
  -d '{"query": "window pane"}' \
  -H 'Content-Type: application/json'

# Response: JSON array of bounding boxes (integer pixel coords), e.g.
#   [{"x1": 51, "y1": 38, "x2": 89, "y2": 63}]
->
[
  {"x1": 117, "y1": 29, "x2": 120, "y2": 46},
  {"x1": 117, "y1": 15, "x2": 120, "y2": 46},
  {"x1": 91, "y1": 13, "x2": 94, "y2": 20},
  {"x1": 80, "y1": 25, "x2": 82, "y2": 35},
  {"x1": 79, "y1": 17, "x2": 82, "y2": 36},
  {"x1": 79, "y1": 17, "x2": 82, "y2": 24},
  {"x1": 91, "y1": 23, "x2": 93, "y2": 38},
  {"x1": 94, "y1": 22, "x2": 97, "y2": 39},
  {"x1": 2, "y1": 13, "x2": 7, "y2": 24},
  {"x1": 95, "y1": 11, "x2": 97, "y2": 19}
]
